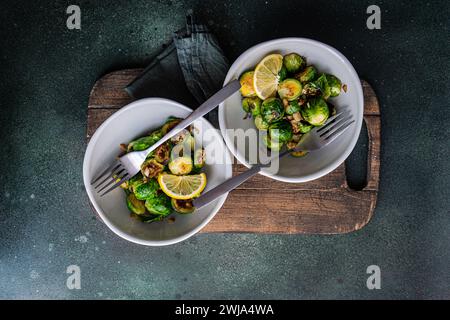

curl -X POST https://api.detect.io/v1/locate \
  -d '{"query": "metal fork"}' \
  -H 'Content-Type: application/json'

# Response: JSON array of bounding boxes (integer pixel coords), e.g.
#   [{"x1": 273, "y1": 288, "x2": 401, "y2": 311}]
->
[
  {"x1": 193, "y1": 107, "x2": 355, "y2": 209},
  {"x1": 91, "y1": 79, "x2": 241, "y2": 196}
]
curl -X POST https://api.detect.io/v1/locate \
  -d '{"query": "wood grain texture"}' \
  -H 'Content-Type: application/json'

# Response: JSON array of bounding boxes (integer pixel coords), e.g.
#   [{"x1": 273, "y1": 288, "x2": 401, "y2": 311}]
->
[{"x1": 87, "y1": 69, "x2": 381, "y2": 234}]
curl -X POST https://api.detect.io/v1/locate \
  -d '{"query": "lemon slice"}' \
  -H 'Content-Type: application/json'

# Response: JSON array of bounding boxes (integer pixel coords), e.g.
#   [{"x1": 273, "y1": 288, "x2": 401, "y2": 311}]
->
[
  {"x1": 158, "y1": 173, "x2": 207, "y2": 200},
  {"x1": 253, "y1": 53, "x2": 283, "y2": 99}
]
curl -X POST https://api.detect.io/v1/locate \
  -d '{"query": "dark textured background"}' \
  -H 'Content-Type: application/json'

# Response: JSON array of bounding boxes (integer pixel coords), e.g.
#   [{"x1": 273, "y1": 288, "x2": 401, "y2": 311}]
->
[{"x1": 0, "y1": 0, "x2": 449, "y2": 299}]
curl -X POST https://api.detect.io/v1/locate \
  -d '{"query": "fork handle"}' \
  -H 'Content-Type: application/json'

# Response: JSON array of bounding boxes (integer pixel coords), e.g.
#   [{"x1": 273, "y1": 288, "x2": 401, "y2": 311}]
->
[
  {"x1": 192, "y1": 165, "x2": 262, "y2": 209},
  {"x1": 142, "y1": 79, "x2": 241, "y2": 158}
]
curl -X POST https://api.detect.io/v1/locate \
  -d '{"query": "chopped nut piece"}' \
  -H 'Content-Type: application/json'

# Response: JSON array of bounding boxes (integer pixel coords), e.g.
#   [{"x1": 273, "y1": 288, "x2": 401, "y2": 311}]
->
[
  {"x1": 343, "y1": 84, "x2": 348, "y2": 93},
  {"x1": 282, "y1": 98, "x2": 289, "y2": 107},
  {"x1": 293, "y1": 112, "x2": 302, "y2": 121}
]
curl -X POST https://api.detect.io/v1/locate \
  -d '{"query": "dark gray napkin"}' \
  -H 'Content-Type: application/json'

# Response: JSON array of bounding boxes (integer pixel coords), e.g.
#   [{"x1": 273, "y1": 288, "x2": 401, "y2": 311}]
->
[{"x1": 125, "y1": 13, "x2": 229, "y2": 127}]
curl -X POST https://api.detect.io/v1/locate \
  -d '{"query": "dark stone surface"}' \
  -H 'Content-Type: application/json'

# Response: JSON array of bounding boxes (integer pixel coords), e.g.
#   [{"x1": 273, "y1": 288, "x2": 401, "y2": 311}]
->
[{"x1": 0, "y1": 0, "x2": 449, "y2": 299}]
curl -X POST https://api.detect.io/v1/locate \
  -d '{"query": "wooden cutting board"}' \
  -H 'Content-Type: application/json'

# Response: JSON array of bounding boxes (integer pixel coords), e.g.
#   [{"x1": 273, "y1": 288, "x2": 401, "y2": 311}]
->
[{"x1": 87, "y1": 69, "x2": 380, "y2": 234}]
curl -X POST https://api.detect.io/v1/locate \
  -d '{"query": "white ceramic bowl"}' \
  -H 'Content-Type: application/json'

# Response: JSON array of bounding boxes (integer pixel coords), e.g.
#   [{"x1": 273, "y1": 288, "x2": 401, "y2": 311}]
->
[
  {"x1": 219, "y1": 38, "x2": 364, "y2": 183},
  {"x1": 83, "y1": 98, "x2": 232, "y2": 246}
]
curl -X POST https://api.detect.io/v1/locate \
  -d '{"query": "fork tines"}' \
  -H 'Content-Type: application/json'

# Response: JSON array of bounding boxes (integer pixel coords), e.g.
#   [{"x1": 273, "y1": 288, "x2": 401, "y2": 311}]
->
[{"x1": 91, "y1": 161, "x2": 130, "y2": 197}]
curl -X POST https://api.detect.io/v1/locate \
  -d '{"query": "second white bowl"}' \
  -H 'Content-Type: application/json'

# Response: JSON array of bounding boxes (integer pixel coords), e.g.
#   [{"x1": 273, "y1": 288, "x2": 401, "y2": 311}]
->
[{"x1": 219, "y1": 38, "x2": 364, "y2": 183}]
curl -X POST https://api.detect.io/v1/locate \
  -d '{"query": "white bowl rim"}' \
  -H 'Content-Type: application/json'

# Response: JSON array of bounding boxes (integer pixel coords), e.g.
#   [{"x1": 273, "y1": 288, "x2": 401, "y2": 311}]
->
[
  {"x1": 218, "y1": 37, "x2": 364, "y2": 183},
  {"x1": 83, "y1": 97, "x2": 232, "y2": 246}
]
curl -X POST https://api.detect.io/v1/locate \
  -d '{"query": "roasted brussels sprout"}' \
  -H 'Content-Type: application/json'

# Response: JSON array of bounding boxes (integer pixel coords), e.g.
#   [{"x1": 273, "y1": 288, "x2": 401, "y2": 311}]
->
[
  {"x1": 141, "y1": 159, "x2": 164, "y2": 178},
  {"x1": 261, "y1": 97, "x2": 284, "y2": 124},
  {"x1": 144, "y1": 193, "x2": 171, "y2": 216},
  {"x1": 154, "y1": 143, "x2": 170, "y2": 163},
  {"x1": 302, "y1": 82, "x2": 321, "y2": 97},
  {"x1": 278, "y1": 65, "x2": 288, "y2": 81},
  {"x1": 193, "y1": 148, "x2": 206, "y2": 169},
  {"x1": 171, "y1": 198, "x2": 195, "y2": 214},
  {"x1": 242, "y1": 96, "x2": 262, "y2": 117},
  {"x1": 262, "y1": 134, "x2": 282, "y2": 151},
  {"x1": 277, "y1": 78, "x2": 302, "y2": 101},
  {"x1": 239, "y1": 71, "x2": 256, "y2": 97},
  {"x1": 134, "y1": 179, "x2": 159, "y2": 200},
  {"x1": 283, "y1": 53, "x2": 305, "y2": 73},
  {"x1": 128, "y1": 173, "x2": 145, "y2": 193},
  {"x1": 254, "y1": 115, "x2": 269, "y2": 130},
  {"x1": 297, "y1": 120, "x2": 313, "y2": 134},
  {"x1": 314, "y1": 74, "x2": 332, "y2": 100},
  {"x1": 169, "y1": 156, "x2": 193, "y2": 175},
  {"x1": 326, "y1": 74, "x2": 342, "y2": 97},
  {"x1": 301, "y1": 97, "x2": 330, "y2": 126},
  {"x1": 126, "y1": 194, "x2": 146, "y2": 215},
  {"x1": 127, "y1": 132, "x2": 161, "y2": 151},
  {"x1": 269, "y1": 120, "x2": 293, "y2": 143},
  {"x1": 295, "y1": 65, "x2": 317, "y2": 83},
  {"x1": 285, "y1": 100, "x2": 301, "y2": 115},
  {"x1": 161, "y1": 118, "x2": 181, "y2": 135}
]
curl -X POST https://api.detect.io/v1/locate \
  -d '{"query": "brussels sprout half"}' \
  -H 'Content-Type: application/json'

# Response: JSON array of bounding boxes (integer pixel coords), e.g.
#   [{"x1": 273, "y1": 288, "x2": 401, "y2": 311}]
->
[
  {"x1": 127, "y1": 132, "x2": 161, "y2": 151},
  {"x1": 141, "y1": 159, "x2": 164, "y2": 179},
  {"x1": 277, "y1": 78, "x2": 302, "y2": 101},
  {"x1": 126, "y1": 194, "x2": 146, "y2": 215},
  {"x1": 242, "y1": 97, "x2": 262, "y2": 117},
  {"x1": 168, "y1": 156, "x2": 193, "y2": 175},
  {"x1": 171, "y1": 198, "x2": 195, "y2": 214},
  {"x1": 239, "y1": 71, "x2": 256, "y2": 97},
  {"x1": 134, "y1": 179, "x2": 160, "y2": 200},
  {"x1": 295, "y1": 65, "x2": 317, "y2": 83},
  {"x1": 301, "y1": 97, "x2": 330, "y2": 126},
  {"x1": 283, "y1": 53, "x2": 306, "y2": 73},
  {"x1": 326, "y1": 74, "x2": 342, "y2": 97},
  {"x1": 261, "y1": 97, "x2": 284, "y2": 124},
  {"x1": 314, "y1": 74, "x2": 332, "y2": 100},
  {"x1": 269, "y1": 120, "x2": 293, "y2": 144},
  {"x1": 161, "y1": 118, "x2": 182, "y2": 135},
  {"x1": 144, "y1": 193, "x2": 172, "y2": 216}
]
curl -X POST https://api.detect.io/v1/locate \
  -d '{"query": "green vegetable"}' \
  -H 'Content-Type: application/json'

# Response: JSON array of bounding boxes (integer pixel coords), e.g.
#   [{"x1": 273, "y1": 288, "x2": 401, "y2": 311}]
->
[
  {"x1": 161, "y1": 118, "x2": 181, "y2": 135},
  {"x1": 269, "y1": 120, "x2": 293, "y2": 143},
  {"x1": 242, "y1": 97, "x2": 262, "y2": 117},
  {"x1": 134, "y1": 179, "x2": 159, "y2": 200},
  {"x1": 262, "y1": 134, "x2": 282, "y2": 151},
  {"x1": 126, "y1": 194, "x2": 146, "y2": 215},
  {"x1": 285, "y1": 100, "x2": 301, "y2": 115},
  {"x1": 295, "y1": 65, "x2": 317, "y2": 83},
  {"x1": 128, "y1": 173, "x2": 145, "y2": 193},
  {"x1": 301, "y1": 97, "x2": 330, "y2": 126},
  {"x1": 154, "y1": 143, "x2": 170, "y2": 163},
  {"x1": 283, "y1": 53, "x2": 305, "y2": 73},
  {"x1": 326, "y1": 74, "x2": 342, "y2": 97},
  {"x1": 314, "y1": 74, "x2": 332, "y2": 100},
  {"x1": 141, "y1": 159, "x2": 164, "y2": 179},
  {"x1": 297, "y1": 121, "x2": 313, "y2": 134},
  {"x1": 193, "y1": 148, "x2": 206, "y2": 169},
  {"x1": 239, "y1": 71, "x2": 256, "y2": 97},
  {"x1": 302, "y1": 82, "x2": 321, "y2": 97},
  {"x1": 261, "y1": 97, "x2": 284, "y2": 124},
  {"x1": 127, "y1": 132, "x2": 161, "y2": 151},
  {"x1": 144, "y1": 193, "x2": 171, "y2": 216},
  {"x1": 254, "y1": 115, "x2": 269, "y2": 130},
  {"x1": 278, "y1": 65, "x2": 288, "y2": 81},
  {"x1": 277, "y1": 78, "x2": 302, "y2": 101},
  {"x1": 171, "y1": 198, "x2": 195, "y2": 214},
  {"x1": 169, "y1": 156, "x2": 193, "y2": 175}
]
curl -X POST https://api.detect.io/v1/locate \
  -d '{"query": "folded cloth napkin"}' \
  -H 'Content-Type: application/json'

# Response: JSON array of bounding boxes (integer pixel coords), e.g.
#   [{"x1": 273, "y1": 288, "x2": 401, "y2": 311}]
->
[{"x1": 125, "y1": 12, "x2": 229, "y2": 127}]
